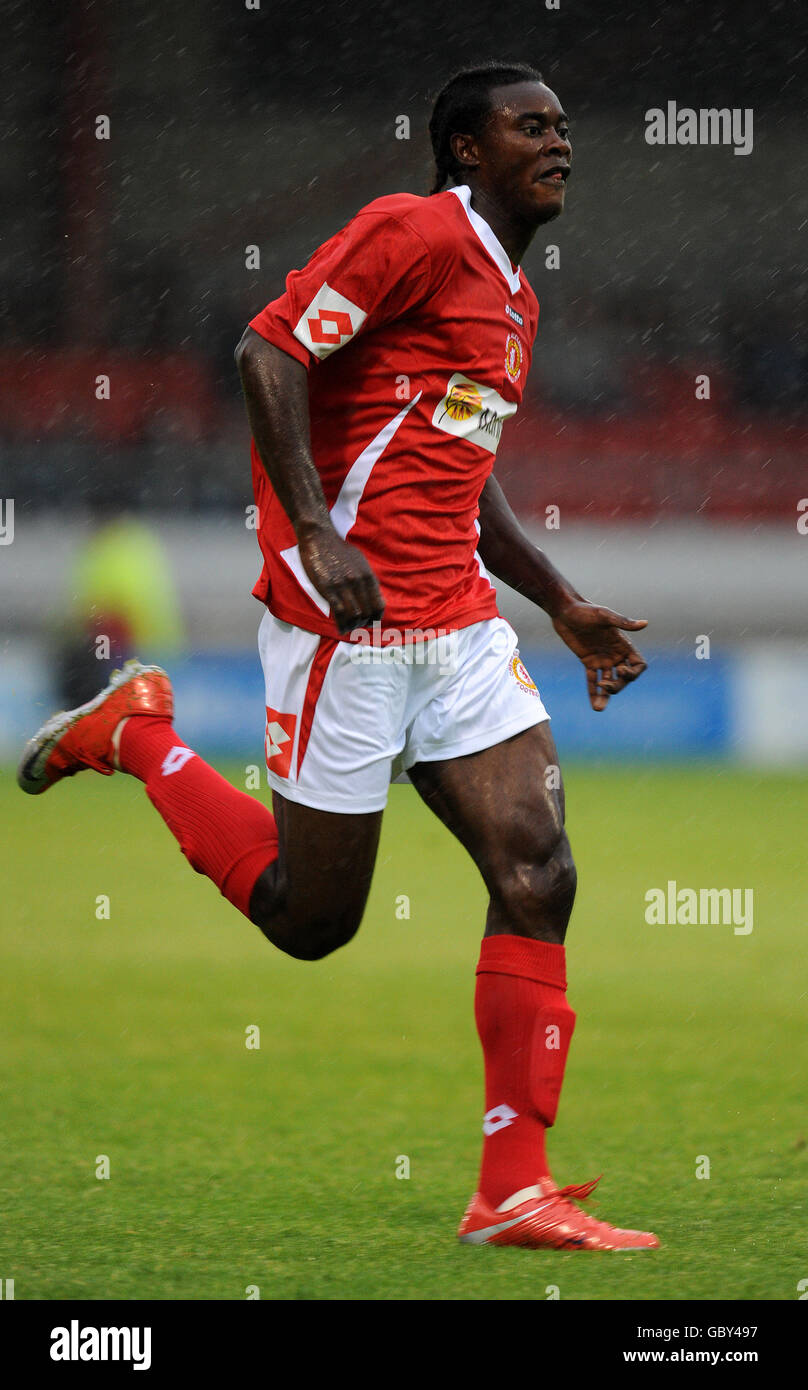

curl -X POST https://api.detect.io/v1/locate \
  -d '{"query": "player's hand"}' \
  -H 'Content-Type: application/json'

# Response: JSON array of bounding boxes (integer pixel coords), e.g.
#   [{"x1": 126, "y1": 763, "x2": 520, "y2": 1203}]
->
[
  {"x1": 298, "y1": 523, "x2": 385, "y2": 635},
  {"x1": 551, "y1": 599, "x2": 648, "y2": 712}
]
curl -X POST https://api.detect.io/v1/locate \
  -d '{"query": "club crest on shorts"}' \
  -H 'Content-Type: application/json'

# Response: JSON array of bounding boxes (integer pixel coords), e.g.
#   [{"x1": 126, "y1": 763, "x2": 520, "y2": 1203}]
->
[{"x1": 509, "y1": 651, "x2": 539, "y2": 697}]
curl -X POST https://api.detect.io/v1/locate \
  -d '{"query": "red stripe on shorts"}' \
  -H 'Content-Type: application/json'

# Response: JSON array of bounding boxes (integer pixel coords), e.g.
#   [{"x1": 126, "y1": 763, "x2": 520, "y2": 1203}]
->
[{"x1": 295, "y1": 636, "x2": 339, "y2": 777}]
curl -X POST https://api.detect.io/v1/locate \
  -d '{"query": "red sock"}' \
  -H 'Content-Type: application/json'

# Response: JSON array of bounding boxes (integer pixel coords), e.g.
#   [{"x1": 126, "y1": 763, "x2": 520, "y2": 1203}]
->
[
  {"x1": 118, "y1": 717, "x2": 278, "y2": 918},
  {"x1": 474, "y1": 934, "x2": 576, "y2": 1208}
]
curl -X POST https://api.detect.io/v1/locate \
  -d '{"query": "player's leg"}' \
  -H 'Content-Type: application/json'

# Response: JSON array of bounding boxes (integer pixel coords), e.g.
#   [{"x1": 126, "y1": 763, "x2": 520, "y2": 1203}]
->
[
  {"x1": 248, "y1": 794, "x2": 383, "y2": 960},
  {"x1": 410, "y1": 718, "x2": 574, "y2": 942},
  {"x1": 17, "y1": 661, "x2": 383, "y2": 960},
  {"x1": 19, "y1": 612, "x2": 395, "y2": 961},
  {"x1": 403, "y1": 619, "x2": 657, "y2": 1249},
  {"x1": 410, "y1": 721, "x2": 657, "y2": 1249},
  {"x1": 409, "y1": 718, "x2": 575, "y2": 1204},
  {"x1": 247, "y1": 610, "x2": 401, "y2": 957},
  {"x1": 117, "y1": 711, "x2": 383, "y2": 961}
]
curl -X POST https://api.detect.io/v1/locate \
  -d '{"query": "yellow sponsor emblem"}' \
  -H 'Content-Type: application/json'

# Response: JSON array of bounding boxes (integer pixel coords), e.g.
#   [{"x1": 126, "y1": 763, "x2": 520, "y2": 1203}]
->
[{"x1": 444, "y1": 381, "x2": 483, "y2": 421}]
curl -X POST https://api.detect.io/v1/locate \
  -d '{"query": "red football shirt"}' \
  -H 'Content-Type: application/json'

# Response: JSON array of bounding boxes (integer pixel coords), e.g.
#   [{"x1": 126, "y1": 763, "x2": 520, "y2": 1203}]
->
[{"x1": 248, "y1": 183, "x2": 539, "y2": 639}]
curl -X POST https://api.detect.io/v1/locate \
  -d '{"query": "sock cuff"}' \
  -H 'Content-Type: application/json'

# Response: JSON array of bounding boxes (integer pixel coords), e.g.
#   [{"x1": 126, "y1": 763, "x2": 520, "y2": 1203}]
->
[
  {"x1": 220, "y1": 840, "x2": 279, "y2": 918},
  {"x1": 118, "y1": 716, "x2": 182, "y2": 782},
  {"x1": 476, "y1": 933, "x2": 567, "y2": 990}
]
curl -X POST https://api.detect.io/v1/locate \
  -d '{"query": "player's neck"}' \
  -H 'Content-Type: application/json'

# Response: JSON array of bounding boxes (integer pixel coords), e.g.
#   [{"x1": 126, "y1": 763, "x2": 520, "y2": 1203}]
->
[{"x1": 465, "y1": 186, "x2": 537, "y2": 269}]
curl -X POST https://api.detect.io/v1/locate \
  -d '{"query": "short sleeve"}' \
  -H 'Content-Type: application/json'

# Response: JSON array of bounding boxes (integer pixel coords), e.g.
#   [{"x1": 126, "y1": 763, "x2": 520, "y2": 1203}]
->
[{"x1": 248, "y1": 211, "x2": 432, "y2": 367}]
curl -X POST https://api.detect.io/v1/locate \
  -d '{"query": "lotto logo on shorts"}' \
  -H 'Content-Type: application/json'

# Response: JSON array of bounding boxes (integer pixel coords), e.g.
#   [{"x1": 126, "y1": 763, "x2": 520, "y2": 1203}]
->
[
  {"x1": 265, "y1": 707, "x2": 296, "y2": 778},
  {"x1": 510, "y1": 651, "x2": 540, "y2": 697}
]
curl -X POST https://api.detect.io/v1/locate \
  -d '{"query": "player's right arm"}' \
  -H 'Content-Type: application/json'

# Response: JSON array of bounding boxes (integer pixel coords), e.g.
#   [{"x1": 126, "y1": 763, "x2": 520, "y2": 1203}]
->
[
  {"x1": 235, "y1": 327, "x2": 384, "y2": 634},
  {"x1": 238, "y1": 203, "x2": 433, "y2": 635}
]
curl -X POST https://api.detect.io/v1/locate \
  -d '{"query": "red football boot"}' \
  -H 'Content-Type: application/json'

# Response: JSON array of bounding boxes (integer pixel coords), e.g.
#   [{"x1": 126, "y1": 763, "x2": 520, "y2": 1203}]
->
[
  {"x1": 458, "y1": 1176, "x2": 659, "y2": 1251},
  {"x1": 17, "y1": 659, "x2": 173, "y2": 795}
]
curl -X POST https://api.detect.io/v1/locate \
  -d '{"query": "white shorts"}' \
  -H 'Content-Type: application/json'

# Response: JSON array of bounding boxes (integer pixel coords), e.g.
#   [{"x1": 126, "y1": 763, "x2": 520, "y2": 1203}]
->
[{"x1": 257, "y1": 611, "x2": 550, "y2": 814}]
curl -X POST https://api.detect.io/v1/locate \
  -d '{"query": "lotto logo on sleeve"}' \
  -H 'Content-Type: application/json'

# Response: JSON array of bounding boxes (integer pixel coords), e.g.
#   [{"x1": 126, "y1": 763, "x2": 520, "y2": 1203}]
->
[
  {"x1": 293, "y1": 282, "x2": 368, "y2": 359},
  {"x1": 265, "y1": 708, "x2": 297, "y2": 778}
]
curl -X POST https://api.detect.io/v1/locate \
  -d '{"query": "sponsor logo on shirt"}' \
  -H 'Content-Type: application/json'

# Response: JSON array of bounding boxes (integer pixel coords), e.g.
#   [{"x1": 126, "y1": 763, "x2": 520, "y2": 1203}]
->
[
  {"x1": 505, "y1": 332, "x2": 523, "y2": 382},
  {"x1": 505, "y1": 304, "x2": 524, "y2": 326},
  {"x1": 444, "y1": 381, "x2": 483, "y2": 421},
  {"x1": 293, "y1": 281, "x2": 368, "y2": 359},
  {"x1": 432, "y1": 373, "x2": 517, "y2": 455}
]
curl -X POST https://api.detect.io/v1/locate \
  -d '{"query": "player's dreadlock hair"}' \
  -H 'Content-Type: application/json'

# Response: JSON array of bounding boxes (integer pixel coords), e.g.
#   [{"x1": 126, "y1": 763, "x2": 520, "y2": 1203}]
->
[{"x1": 428, "y1": 62, "x2": 544, "y2": 195}]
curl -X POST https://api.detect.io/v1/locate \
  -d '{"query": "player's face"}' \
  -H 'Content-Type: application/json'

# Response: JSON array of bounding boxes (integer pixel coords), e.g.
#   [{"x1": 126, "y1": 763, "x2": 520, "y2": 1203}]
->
[{"x1": 474, "y1": 82, "x2": 571, "y2": 226}]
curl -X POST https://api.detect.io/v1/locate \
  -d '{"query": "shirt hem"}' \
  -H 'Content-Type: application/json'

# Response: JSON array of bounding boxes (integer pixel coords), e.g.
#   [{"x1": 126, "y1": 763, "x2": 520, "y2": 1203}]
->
[{"x1": 260, "y1": 594, "x2": 501, "y2": 642}]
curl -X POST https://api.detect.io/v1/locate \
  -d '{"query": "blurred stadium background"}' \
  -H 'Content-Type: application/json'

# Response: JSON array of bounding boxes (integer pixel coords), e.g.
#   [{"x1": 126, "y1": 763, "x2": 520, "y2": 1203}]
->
[
  {"x1": 2, "y1": 0, "x2": 806, "y2": 765},
  {"x1": 3, "y1": 0, "x2": 808, "y2": 1308}
]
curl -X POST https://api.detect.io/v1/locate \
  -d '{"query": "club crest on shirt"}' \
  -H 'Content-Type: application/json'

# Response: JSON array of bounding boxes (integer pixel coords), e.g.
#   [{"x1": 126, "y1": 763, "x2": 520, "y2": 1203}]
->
[
  {"x1": 510, "y1": 651, "x2": 539, "y2": 696},
  {"x1": 432, "y1": 373, "x2": 517, "y2": 455},
  {"x1": 504, "y1": 332, "x2": 523, "y2": 383}
]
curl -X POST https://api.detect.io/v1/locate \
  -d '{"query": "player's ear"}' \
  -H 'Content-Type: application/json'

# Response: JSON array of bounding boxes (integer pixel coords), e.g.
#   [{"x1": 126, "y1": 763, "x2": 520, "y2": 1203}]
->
[{"x1": 450, "y1": 132, "x2": 480, "y2": 174}]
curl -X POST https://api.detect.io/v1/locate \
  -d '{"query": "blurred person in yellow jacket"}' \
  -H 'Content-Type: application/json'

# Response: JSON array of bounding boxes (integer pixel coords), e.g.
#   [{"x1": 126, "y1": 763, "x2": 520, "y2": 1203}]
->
[{"x1": 57, "y1": 511, "x2": 184, "y2": 708}]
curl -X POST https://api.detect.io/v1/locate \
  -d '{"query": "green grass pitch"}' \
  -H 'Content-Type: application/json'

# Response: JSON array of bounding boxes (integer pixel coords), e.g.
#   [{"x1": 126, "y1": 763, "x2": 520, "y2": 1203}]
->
[{"x1": 1, "y1": 760, "x2": 806, "y2": 1301}]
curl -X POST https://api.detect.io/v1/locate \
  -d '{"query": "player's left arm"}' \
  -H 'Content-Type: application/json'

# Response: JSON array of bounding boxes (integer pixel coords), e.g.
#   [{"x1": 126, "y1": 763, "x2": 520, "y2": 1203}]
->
[{"x1": 476, "y1": 473, "x2": 648, "y2": 711}]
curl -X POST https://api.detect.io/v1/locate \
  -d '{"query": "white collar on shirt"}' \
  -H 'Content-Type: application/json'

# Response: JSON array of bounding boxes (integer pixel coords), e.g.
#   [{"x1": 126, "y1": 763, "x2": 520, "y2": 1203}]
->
[{"x1": 448, "y1": 183, "x2": 522, "y2": 297}]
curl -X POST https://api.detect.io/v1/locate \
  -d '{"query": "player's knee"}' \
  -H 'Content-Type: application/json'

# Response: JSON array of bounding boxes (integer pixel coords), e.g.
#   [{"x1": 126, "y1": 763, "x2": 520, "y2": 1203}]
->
[
  {"x1": 282, "y1": 908, "x2": 362, "y2": 962},
  {"x1": 543, "y1": 835, "x2": 577, "y2": 917},
  {"x1": 493, "y1": 831, "x2": 577, "y2": 931},
  {"x1": 250, "y1": 864, "x2": 364, "y2": 960}
]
